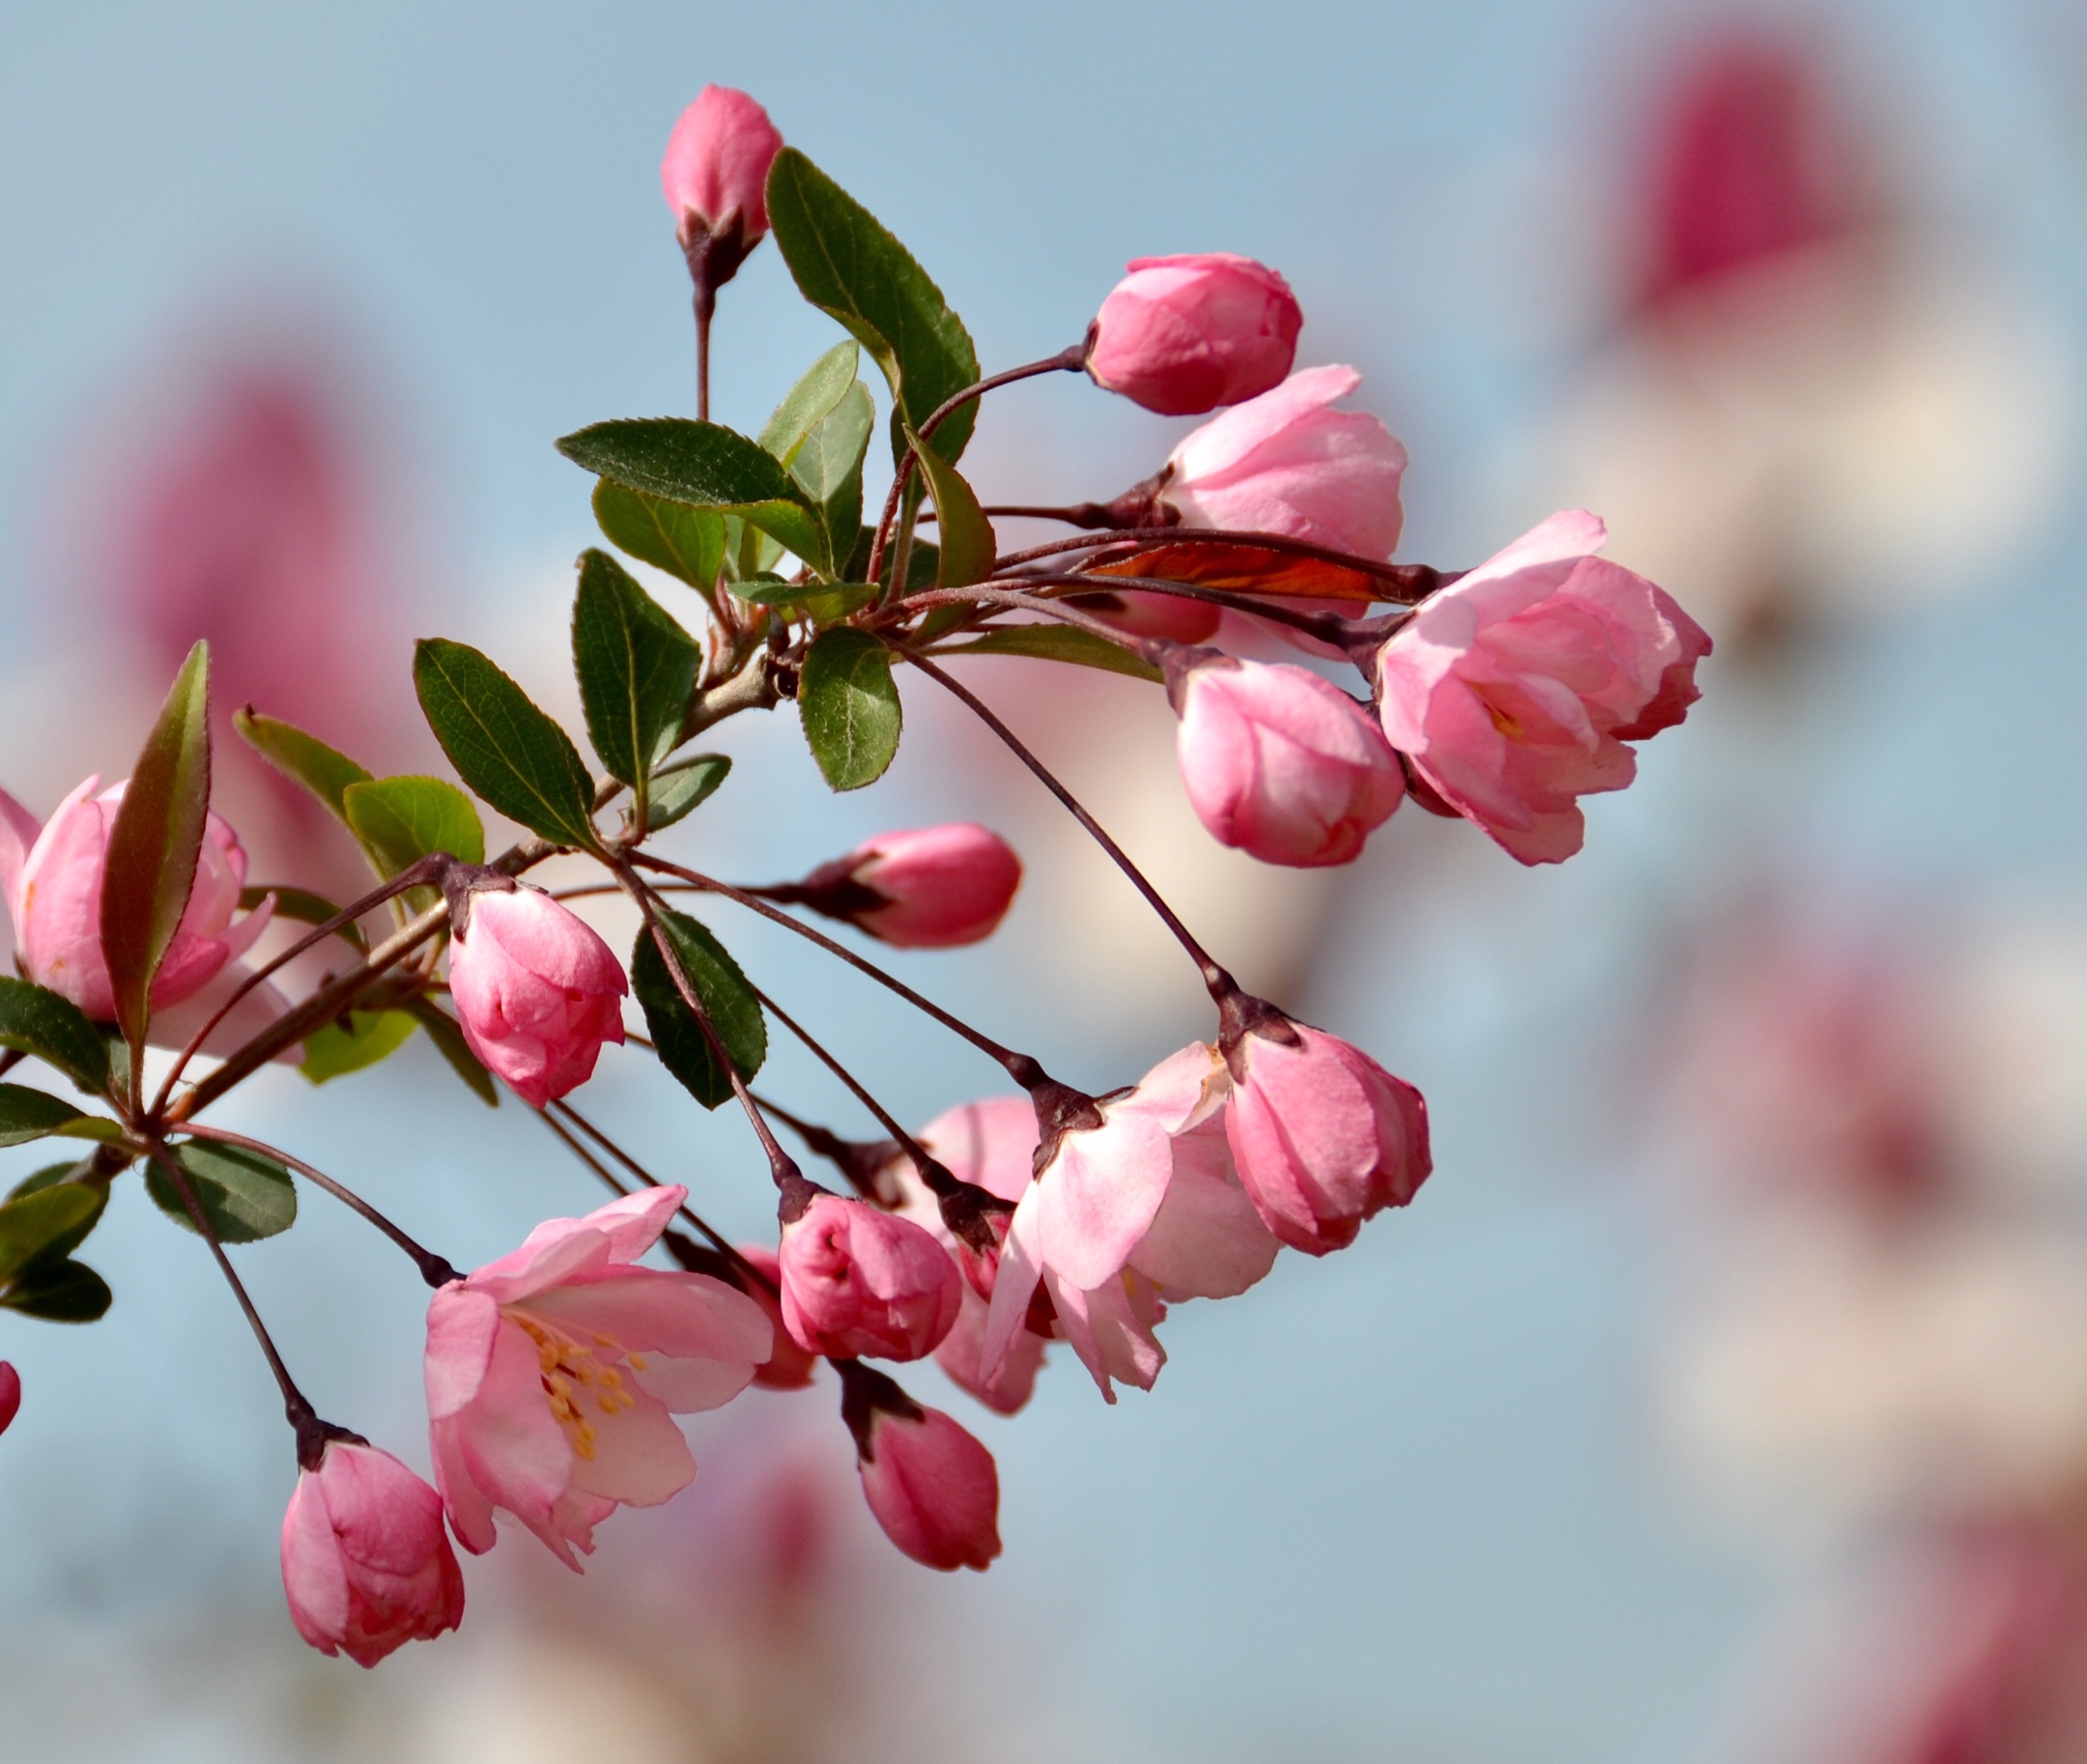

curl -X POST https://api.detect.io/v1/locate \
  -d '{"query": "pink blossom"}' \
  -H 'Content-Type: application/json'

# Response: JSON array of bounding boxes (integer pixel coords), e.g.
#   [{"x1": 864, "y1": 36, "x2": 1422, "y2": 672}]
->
[
  {"x1": 982, "y1": 1045, "x2": 1278, "y2": 1402},
  {"x1": 423, "y1": 1186, "x2": 772, "y2": 1569},
  {"x1": 1162, "y1": 365, "x2": 1409, "y2": 559},
  {"x1": 733, "y1": 1243, "x2": 820, "y2": 1390},
  {"x1": 1086, "y1": 254, "x2": 1302, "y2": 416},
  {"x1": 1171, "y1": 656, "x2": 1405, "y2": 868},
  {"x1": 1375, "y1": 511, "x2": 1712, "y2": 865},
  {"x1": 0, "y1": 1362, "x2": 18, "y2": 1436},
  {"x1": 0, "y1": 776, "x2": 279, "y2": 1025},
  {"x1": 447, "y1": 885, "x2": 628, "y2": 1109},
  {"x1": 843, "y1": 1372, "x2": 1002, "y2": 1572},
  {"x1": 778, "y1": 1192, "x2": 962, "y2": 1361},
  {"x1": 790, "y1": 824, "x2": 1022, "y2": 950},
  {"x1": 661, "y1": 86, "x2": 784, "y2": 247},
  {"x1": 1224, "y1": 1014, "x2": 1431, "y2": 1255},
  {"x1": 280, "y1": 1439, "x2": 464, "y2": 1667}
]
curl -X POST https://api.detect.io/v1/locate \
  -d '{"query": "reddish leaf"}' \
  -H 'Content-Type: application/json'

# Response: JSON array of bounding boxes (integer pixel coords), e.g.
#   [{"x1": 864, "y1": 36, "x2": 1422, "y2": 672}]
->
[{"x1": 1084, "y1": 540, "x2": 1384, "y2": 603}]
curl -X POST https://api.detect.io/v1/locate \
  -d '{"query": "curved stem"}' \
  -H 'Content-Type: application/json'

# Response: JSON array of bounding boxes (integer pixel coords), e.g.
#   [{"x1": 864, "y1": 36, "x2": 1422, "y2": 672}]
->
[
  {"x1": 981, "y1": 571, "x2": 1374, "y2": 644},
  {"x1": 890, "y1": 642, "x2": 1231, "y2": 1000},
  {"x1": 872, "y1": 584, "x2": 1159, "y2": 655}
]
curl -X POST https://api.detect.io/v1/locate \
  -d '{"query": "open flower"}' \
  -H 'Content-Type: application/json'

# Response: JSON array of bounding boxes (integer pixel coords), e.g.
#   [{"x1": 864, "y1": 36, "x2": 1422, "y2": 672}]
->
[
  {"x1": 281, "y1": 1438, "x2": 464, "y2": 1667},
  {"x1": 981, "y1": 1045, "x2": 1278, "y2": 1402},
  {"x1": 1375, "y1": 510, "x2": 1712, "y2": 864},
  {"x1": 0, "y1": 776, "x2": 275, "y2": 1024},
  {"x1": 424, "y1": 1186, "x2": 773, "y2": 1569}
]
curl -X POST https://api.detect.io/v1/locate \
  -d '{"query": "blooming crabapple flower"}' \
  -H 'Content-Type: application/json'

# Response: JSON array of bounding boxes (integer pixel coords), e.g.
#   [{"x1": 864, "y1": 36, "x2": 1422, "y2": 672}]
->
[
  {"x1": 0, "y1": 776, "x2": 275, "y2": 1022},
  {"x1": 1162, "y1": 365, "x2": 1409, "y2": 559},
  {"x1": 1086, "y1": 254, "x2": 1303, "y2": 416},
  {"x1": 733, "y1": 1243, "x2": 819, "y2": 1390},
  {"x1": 661, "y1": 85, "x2": 784, "y2": 259},
  {"x1": 0, "y1": 1362, "x2": 18, "y2": 1436},
  {"x1": 1169, "y1": 655, "x2": 1406, "y2": 868},
  {"x1": 787, "y1": 824, "x2": 1022, "y2": 950},
  {"x1": 1375, "y1": 510, "x2": 1712, "y2": 865},
  {"x1": 982, "y1": 1045, "x2": 1279, "y2": 1402},
  {"x1": 280, "y1": 1438, "x2": 464, "y2": 1667},
  {"x1": 1223, "y1": 1010, "x2": 1432, "y2": 1255},
  {"x1": 446, "y1": 884, "x2": 628, "y2": 1109},
  {"x1": 424, "y1": 1186, "x2": 772, "y2": 1569},
  {"x1": 842, "y1": 1366, "x2": 1001, "y2": 1572},
  {"x1": 778, "y1": 1191, "x2": 963, "y2": 1361}
]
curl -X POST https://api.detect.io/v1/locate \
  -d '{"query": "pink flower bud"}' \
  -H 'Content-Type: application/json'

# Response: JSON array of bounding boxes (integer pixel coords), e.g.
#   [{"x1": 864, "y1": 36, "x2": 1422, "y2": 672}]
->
[
  {"x1": 0, "y1": 1362, "x2": 19, "y2": 1437},
  {"x1": 779, "y1": 1193, "x2": 962, "y2": 1361},
  {"x1": 446, "y1": 884, "x2": 628, "y2": 1109},
  {"x1": 1224, "y1": 1015, "x2": 1431, "y2": 1255},
  {"x1": 661, "y1": 85, "x2": 784, "y2": 248},
  {"x1": 1375, "y1": 511, "x2": 1712, "y2": 865},
  {"x1": 280, "y1": 1439, "x2": 464, "y2": 1667},
  {"x1": 1086, "y1": 253, "x2": 1302, "y2": 416},
  {"x1": 1170, "y1": 655, "x2": 1405, "y2": 868},
  {"x1": 0, "y1": 777, "x2": 272, "y2": 1022},
  {"x1": 1162, "y1": 365, "x2": 1408, "y2": 559},
  {"x1": 734, "y1": 1242, "x2": 820, "y2": 1390},
  {"x1": 786, "y1": 824, "x2": 1021, "y2": 950},
  {"x1": 843, "y1": 1370, "x2": 1001, "y2": 1572}
]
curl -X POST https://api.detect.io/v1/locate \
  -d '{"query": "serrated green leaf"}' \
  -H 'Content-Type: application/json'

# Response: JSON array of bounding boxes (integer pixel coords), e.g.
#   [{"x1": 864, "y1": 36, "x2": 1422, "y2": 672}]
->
[
  {"x1": 902, "y1": 421, "x2": 994, "y2": 588},
  {"x1": 3, "y1": 1258, "x2": 112, "y2": 1322},
  {"x1": 300, "y1": 1010, "x2": 419, "y2": 1086},
  {"x1": 0, "y1": 979, "x2": 110, "y2": 1095},
  {"x1": 799, "y1": 628, "x2": 901, "y2": 791},
  {"x1": 102, "y1": 640, "x2": 213, "y2": 1053},
  {"x1": 0, "y1": 1182, "x2": 105, "y2": 1281},
  {"x1": 233, "y1": 709, "x2": 372, "y2": 824},
  {"x1": 240, "y1": 886, "x2": 366, "y2": 953},
  {"x1": 932, "y1": 623, "x2": 1163, "y2": 681},
  {"x1": 759, "y1": 340, "x2": 862, "y2": 463},
  {"x1": 413, "y1": 640, "x2": 600, "y2": 851},
  {"x1": 729, "y1": 580, "x2": 880, "y2": 625},
  {"x1": 149, "y1": 1143, "x2": 298, "y2": 1243},
  {"x1": 572, "y1": 550, "x2": 702, "y2": 795},
  {"x1": 557, "y1": 420, "x2": 828, "y2": 570},
  {"x1": 646, "y1": 754, "x2": 732, "y2": 831},
  {"x1": 403, "y1": 998, "x2": 498, "y2": 1107},
  {"x1": 591, "y1": 482, "x2": 728, "y2": 596},
  {"x1": 343, "y1": 776, "x2": 486, "y2": 878},
  {"x1": 0, "y1": 1085, "x2": 121, "y2": 1148},
  {"x1": 764, "y1": 149, "x2": 981, "y2": 467},
  {"x1": 794, "y1": 383, "x2": 873, "y2": 569},
  {"x1": 632, "y1": 910, "x2": 766, "y2": 1109}
]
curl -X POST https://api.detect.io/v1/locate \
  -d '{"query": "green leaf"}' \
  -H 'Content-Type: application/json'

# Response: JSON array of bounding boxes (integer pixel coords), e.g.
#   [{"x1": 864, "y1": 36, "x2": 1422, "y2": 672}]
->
[
  {"x1": 794, "y1": 382, "x2": 874, "y2": 569},
  {"x1": 0, "y1": 979, "x2": 110, "y2": 1095},
  {"x1": 932, "y1": 623, "x2": 1163, "y2": 681},
  {"x1": 240, "y1": 886, "x2": 366, "y2": 953},
  {"x1": 591, "y1": 482, "x2": 728, "y2": 596},
  {"x1": 300, "y1": 1010, "x2": 419, "y2": 1086},
  {"x1": 557, "y1": 420, "x2": 827, "y2": 569},
  {"x1": 730, "y1": 580, "x2": 880, "y2": 626},
  {"x1": 343, "y1": 777, "x2": 487, "y2": 876},
  {"x1": 413, "y1": 640, "x2": 600, "y2": 851},
  {"x1": 0, "y1": 1182, "x2": 105, "y2": 1281},
  {"x1": 101, "y1": 640, "x2": 213, "y2": 1052},
  {"x1": 903, "y1": 421, "x2": 995, "y2": 587},
  {"x1": 646, "y1": 754, "x2": 732, "y2": 831},
  {"x1": 759, "y1": 340, "x2": 862, "y2": 462},
  {"x1": 404, "y1": 998, "x2": 498, "y2": 1107},
  {"x1": 3, "y1": 1259, "x2": 112, "y2": 1322},
  {"x1": 572, "y1": 550, "x2": 702, "y2": 794},
  {"x1": 632, "y1": 911, "x2": 766, "y2": 1109},
  {"x1": 233, "y1": 709, "x2": 372, "y2": 824},
  {"x1": 0, "y1": 1085, "x2": 121, "y2": 1148},
  {"x1": 149, "y1": 1143, "x2": 298, "y2": 1244},
  {"x1": 764, "y1": 149, "x2": 981, "y2": 466},
  {"x1": 799, "y1": 628, "x2": 901, "y2": 791}
]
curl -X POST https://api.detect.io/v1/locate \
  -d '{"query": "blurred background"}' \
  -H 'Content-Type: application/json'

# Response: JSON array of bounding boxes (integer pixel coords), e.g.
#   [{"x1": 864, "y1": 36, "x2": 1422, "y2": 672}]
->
[{"x1": 3, "y1": 0, "x2": 2086, "y2": 1758}]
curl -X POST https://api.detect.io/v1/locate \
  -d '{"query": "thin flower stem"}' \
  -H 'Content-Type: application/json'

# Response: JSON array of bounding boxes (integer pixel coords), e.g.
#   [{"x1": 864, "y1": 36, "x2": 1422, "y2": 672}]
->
[
  {"x1": 869, "y1": 584, "x2": 1158, "y2": 655},
  {"x1": 147, "y1": 1143, "x2": 318, "y2": 1433},
  {"x1": 982, "y1": 571, "x2": 1381, "y2": 644},
  {"x1": 695, "y1": 285, "x2": 715, "y2": 423},
  {"x1": 889, "y1": 642, "x2": 1232, "y2": 999},
  {"x1": 178, "y1": 1124, "x2": 460, "y2": 1288},
  {"x1": 627, "y1": 853, "x2": 1052, "y2": 1091}
]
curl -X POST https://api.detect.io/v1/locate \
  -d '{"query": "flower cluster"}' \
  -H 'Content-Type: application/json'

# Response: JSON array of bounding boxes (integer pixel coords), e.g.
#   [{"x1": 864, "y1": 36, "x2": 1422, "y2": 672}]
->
[{"x1": 0, "y1": 78, "x2": 1708, "y2": 1666}]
